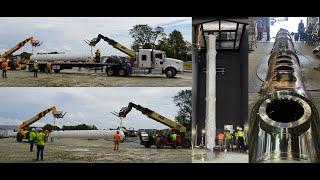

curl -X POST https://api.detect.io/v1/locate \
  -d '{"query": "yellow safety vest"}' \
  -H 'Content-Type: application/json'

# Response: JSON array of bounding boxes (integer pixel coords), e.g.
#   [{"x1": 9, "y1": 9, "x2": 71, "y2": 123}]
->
[
  {"x1": 225, "y1": 132, "x2": 231, "y2": 140},
  {"x1": 36, "y1": 132, "x2": 45, "y2": 146},
  {"x1": 29, "y1": 131, "x2": 36, "y2": 141},
  {"x1": 237, "y1": 130, "x2": 244, "y2": 138},
  {"x1": 171, "y1": 134, "x2": 177, "y2": 141},
  {"x1": 234, "y1": 131, "x2": 238, "y2": 138}
]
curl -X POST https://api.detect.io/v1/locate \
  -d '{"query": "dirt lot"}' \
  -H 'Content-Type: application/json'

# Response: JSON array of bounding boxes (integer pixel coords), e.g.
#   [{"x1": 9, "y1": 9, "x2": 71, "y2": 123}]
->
[
  {"x1": 0, "y1": 137, "x2": 191, "y2": 163},
  {"x1": 0, "y1": 69, "x2": 192, "y2": 87}
]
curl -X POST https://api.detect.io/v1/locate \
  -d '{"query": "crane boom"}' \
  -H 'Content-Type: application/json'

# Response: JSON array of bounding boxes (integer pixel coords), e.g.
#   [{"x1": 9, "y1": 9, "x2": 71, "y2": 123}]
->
[
  {"x1": 0, "y1": 36, "x2": 41, "y2": 59},
  {"x1": 118, "y1": 102, "x2": 187, "y2": 133},
  {"x1": 86, "y1": 34, "x2": 136, "y2": 58},
  {"x1": 18, "y1": 106, "x2": 65, "y2": 133}
]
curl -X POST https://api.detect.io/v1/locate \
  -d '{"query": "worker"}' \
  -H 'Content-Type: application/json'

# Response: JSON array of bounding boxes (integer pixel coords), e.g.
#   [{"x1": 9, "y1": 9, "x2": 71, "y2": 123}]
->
[
  {"x1": 234, "y1": 127, "x2": 239, "y2": 151},
  {"x1": 224, "y1": 129, "x2": 232, "y2": 152},
  {"x1": 126, "y1": 62, "x2": 132, "y2": 76},
  {"x1": 216, "y1": 131, "x2": 225, "y2": 152},
  {"x1": 33, "y1": 60, "x2": 39, "y2": 78},
  {"x1": 1, "y1": 59, "x2": 8, "y2": 78},
  {"x1": 171, "y1": 131, "x2": 177, "y2": 142},
  {"x1": 46, "y1": 62, "x2": 52, "y2": 74},
  {"x1": 237, "y1": 127, "x2": 245, "y2": 152},
  {"x1": 29, "y1": 128, "x2": 36, "y2": 152},
  {"x1": 257, "y1": 21, "x2": 264, "y2": 41},
  {"x1": 113, "y1": 131, "x2": 121, "y2": 151},
  {"x1": 44, "y1": 130, "x2": 49, "y2": 142},
  {"x1": 95, "y1": 49, "x2": 101, "y2": 63},
  {"x1": 35, "y1": 128, "x2": 45, "y2": 161},
  {"x1": 298, "y1": 20, "x2": 305, "y2": 41}
]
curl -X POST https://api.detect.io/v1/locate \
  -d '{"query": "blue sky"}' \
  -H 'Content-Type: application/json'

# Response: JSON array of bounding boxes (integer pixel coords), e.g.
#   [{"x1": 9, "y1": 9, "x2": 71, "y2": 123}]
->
[
  {"x1": 0, "y1": 87, "x2": 191, "y2": 130},
  {"x1": 0, "y1": 17, "x2": 191, "y2": 57}
]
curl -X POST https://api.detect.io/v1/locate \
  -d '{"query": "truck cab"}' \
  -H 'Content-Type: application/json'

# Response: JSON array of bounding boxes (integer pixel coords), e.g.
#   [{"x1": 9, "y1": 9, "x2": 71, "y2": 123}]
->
[{"x1": 137, "y1": 49, "x2": 184, "y2": 78}]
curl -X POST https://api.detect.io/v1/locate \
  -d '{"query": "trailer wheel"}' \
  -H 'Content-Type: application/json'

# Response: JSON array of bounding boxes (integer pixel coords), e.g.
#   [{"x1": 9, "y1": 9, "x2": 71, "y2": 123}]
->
[
  {"x1": 16, "y1": 133, "x2": 23, "y2": 142},
  {"x1": 118, "y1": 68, "x2": 127, "y2": 77},
  {"x1": 181, "y1": 139, "x2": 191, "y2": 148},
  {"x1": 156, "y1": 138, "x2": 164, "y2": 149},
  {"x1": 144, "y1": 143, "x2": 151, "y2": 148},
  {"x1": 54, "y1": 70, "x2": 60, "y2": 73},
  {"x1": 165, "y1": 68, "x2": 175, "y2": 78},
  {"x1": 106, "y1": 68, "x2": 114, "y2": 76},
  {"x1": 29, "y1": 65, "x2": 34, "y2": 72},
  {"x1": 172, "y1": 141, "x2": 177, "y2": 149}
]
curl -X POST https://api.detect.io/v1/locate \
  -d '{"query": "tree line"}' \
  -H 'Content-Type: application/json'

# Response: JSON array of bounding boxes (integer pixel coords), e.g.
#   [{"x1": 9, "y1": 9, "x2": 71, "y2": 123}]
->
[{"x1": 129, "y1": 25, "x2": 191, "y2": 61}]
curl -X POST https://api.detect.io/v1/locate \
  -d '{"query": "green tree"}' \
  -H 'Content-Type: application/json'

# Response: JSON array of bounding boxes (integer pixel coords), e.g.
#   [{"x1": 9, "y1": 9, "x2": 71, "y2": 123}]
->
[
  {"x1": 173, "y1": 89, "x2": 192, "y2": 131},
  {"x1": 156, "y1": 30, "x2": 191, "y2": 61},
  {"x1": 43, "y1": 124, "x2": 61, "y2": 131},
  {"x1": 129, "y1": 25, "x2": 165, "y2": 51},
  {"x1": 20, "y1": 52, "x2": 32, "y2": 59}
]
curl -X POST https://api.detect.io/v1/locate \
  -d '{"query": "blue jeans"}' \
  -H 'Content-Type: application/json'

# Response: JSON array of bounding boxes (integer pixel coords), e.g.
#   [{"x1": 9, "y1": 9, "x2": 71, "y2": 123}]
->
[{"x1": 30, "y1": 140, "x2": 34, "y2": 152}]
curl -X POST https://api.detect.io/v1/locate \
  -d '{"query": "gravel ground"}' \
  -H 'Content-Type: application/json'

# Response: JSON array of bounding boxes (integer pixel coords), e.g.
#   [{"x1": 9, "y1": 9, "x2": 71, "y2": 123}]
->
[
  {"x1": 192, "y1": 148, "x2": 248, "y2": 163},
  {"x1": 0, "y1": 69, "x2": 192, "y2": 87},
  {"x1": 0, "y1": 137, "x2": 191, "y2": 163}
]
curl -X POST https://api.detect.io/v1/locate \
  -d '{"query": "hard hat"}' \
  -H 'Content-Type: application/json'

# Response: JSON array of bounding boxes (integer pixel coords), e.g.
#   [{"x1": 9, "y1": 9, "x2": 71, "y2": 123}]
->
[
  {"x1": 239, "y1": 128, "x2": 243, "y2": 131},
  {"x1": 35, "y1": 60, "x2": 38, "y2": 62},
  {"x1": 37, "y1": 128, "x2": 42, "y2": 131},
  {"x1": 32, "y1": 128, "x2": 35, "y2": 131}
]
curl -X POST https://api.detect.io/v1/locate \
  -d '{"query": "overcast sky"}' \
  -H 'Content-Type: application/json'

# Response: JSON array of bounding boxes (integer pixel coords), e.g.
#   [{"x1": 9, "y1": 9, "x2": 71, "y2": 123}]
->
[
  {"x1": 0, "y1": 87, "x2": 191, "y2": 130},
  {"x1": 0, "y1": 17, "x2": 191, "y2": 57}
]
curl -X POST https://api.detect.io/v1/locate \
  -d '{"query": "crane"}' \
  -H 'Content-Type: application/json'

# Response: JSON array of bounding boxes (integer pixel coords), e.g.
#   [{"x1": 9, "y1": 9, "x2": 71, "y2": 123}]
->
[
  {"x1": 0, "y1": 36, "x2": 42, "y2": 70},
  {"x1": 118, "y1": 102, "x2": 191, "y2": 148},
  {"x1": 1, "y1": 36, "x2": 41, "y2": 59},
  {"x1": 16, "y1": 106, "x2": 66, "y2": 142},
  {"x1": 85, "y1": 34, "x2": 136, "y2": 58}
]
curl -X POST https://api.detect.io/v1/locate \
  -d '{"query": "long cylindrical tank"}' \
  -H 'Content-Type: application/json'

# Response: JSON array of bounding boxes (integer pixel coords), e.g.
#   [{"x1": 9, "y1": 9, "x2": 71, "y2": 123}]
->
[
  {"x1": 249, "y1": 28, "x2": 320, "y2": 163},
  {"x1": 30, "y1": 54, "x2": 93, "y2": 62},
  {"x1": 49, "y1": 130, "x2": 125, "y2": 141}
]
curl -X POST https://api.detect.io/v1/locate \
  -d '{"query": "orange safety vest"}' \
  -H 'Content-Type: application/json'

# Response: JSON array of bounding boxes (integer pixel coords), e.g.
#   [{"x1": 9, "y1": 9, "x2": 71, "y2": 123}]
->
[
  {"x1": 1, "y1": 61, "x2": 8, "y2": 71},
  {"x1": 217, "y1": 133, "x2": 225, "y2": 141},
  {"x1": 114, "y1": 134, "x2": 121, "y2": 142}
]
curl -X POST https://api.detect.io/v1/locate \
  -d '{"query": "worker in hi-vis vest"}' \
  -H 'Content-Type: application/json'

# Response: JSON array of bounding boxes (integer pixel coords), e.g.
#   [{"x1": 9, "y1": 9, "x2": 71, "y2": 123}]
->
[
  {"x1": 35, "y1": 128, "x2": 45, "y2": 161},
  {"x1": 113, "y1": 131, "x2": 121, "y2": 151},
  {"x1": 29, "y1": 128, "x2": 36, "y2": 152},
  {"x1": 33, "y1": 60, "x2": 39, "y2": 78},
  {"x1": 237, "y1": 128, "x2": 245, "y2": 152}
]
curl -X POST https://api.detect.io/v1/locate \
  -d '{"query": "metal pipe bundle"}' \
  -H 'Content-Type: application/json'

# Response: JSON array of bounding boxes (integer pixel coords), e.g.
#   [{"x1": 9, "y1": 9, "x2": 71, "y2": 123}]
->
[
  {"x1": 50, "y1": 130, "x2": 125, "y2": 141},
  {"x1": 249, "y1": 29, "x2": 320, "y2": 163},
  {"x1": 30, "y1": 54, "x2": 92, "y2": 62}
]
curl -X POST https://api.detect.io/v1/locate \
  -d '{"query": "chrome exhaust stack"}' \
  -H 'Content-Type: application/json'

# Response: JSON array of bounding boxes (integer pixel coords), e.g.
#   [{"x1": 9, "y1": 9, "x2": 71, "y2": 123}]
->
[{"x1": 249, "y1": 29, "x2": 320, "y2": 163}]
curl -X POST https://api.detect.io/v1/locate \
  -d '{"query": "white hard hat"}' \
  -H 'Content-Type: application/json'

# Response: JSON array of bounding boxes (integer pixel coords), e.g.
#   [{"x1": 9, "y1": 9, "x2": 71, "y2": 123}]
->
[
  {"x1": 32, "y1": 128, "x2": 35, "y2": 131},
  {"x1": 239, "y1": 128, "x2": 243, "y2": 131}
]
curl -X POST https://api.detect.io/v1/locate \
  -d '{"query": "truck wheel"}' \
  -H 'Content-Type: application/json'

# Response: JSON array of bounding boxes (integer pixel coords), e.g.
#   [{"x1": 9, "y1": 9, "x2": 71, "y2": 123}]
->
[
  {"x1": 144, "y1": 143, "x2": 151, "y2": 148},
  {"x1": 156, "y1": 138, "x2": 164, "y2": 149},
  {"x1": 181, "y1": 139, "x2": 191, "y2": 148},
  {"x1": 165, "y1": 68, "x2": 175, "y2": 78},
  {"x1": 172, "y1": 142, "x2": 177, "y2": 149},
  {"x1": 54, "y1": 70, "x2": 60, "y2": 73},
  {"x1": 29, "y1": 65, "x2": 34, "y2": 72},
  {"x1": 106, "y1": 68, "x2": 114, "y2": 76},
  {"x1": 118, "y1": 68, "x2": 127, "y2": 77},
  {"x1": 16, "y1": 133, "x2": 23, "y2": 142}
]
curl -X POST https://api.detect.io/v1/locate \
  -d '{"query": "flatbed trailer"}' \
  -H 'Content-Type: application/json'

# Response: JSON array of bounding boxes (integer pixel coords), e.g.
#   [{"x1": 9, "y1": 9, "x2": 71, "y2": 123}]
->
[
  {"x1": 27, "y1": 61, "x2": 170, "y2": 77},
  {"x1": 27, "y1": 61, "x2": 128, "y2": 75}
]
